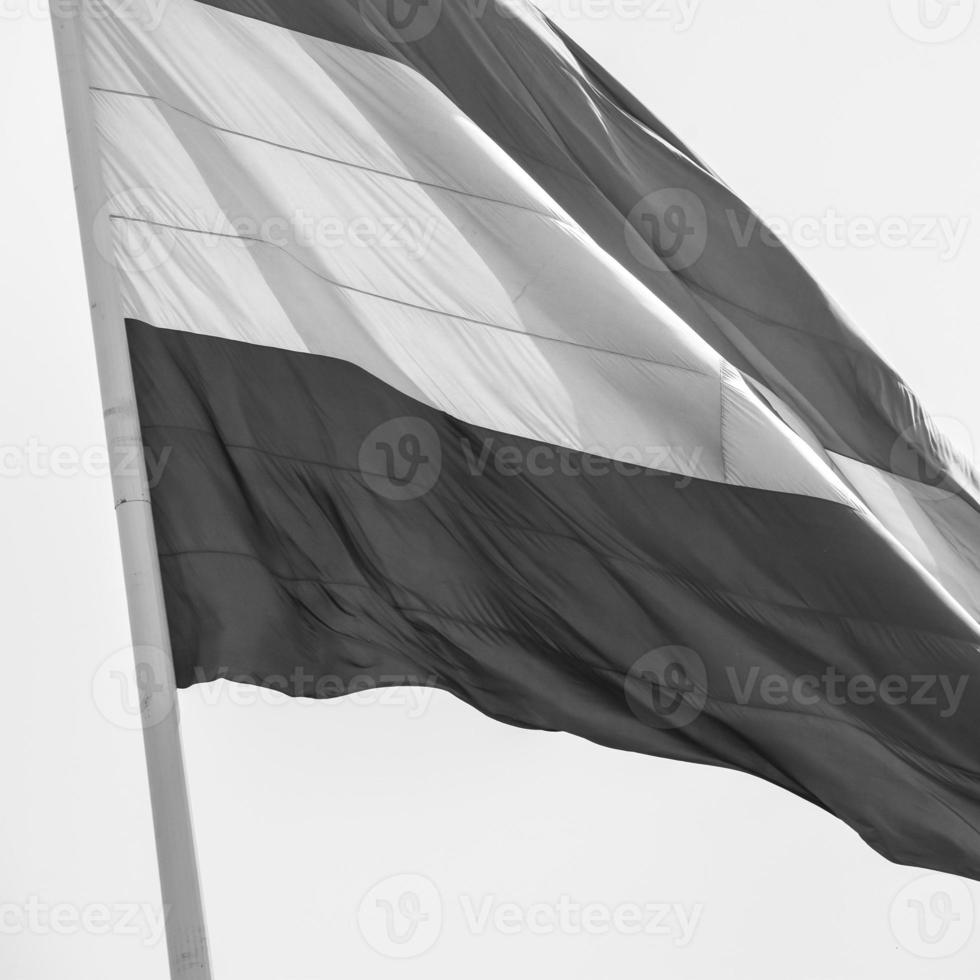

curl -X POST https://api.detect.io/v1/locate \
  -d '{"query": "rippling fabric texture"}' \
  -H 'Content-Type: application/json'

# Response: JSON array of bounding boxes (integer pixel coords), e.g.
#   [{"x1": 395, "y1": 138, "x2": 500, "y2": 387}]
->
[{"x1": 76, "y1": 0, "x2": 980, "y2": 877}]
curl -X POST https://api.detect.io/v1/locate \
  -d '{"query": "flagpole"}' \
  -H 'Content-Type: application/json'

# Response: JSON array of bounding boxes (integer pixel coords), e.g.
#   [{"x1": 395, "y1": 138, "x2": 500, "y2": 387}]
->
[{"x1": 50, "y1": 5, "x2": 213, "y2": 978}]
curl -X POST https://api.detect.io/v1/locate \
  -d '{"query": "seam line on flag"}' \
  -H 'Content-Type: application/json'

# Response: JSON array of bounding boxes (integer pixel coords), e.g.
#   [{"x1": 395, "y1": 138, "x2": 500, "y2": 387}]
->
[
  {"x1": 113, "y1": 215, "x2": 716, "y2": 381},
  {"x1": 89, "y1": 86, "x2": 569, "y2": 225}
]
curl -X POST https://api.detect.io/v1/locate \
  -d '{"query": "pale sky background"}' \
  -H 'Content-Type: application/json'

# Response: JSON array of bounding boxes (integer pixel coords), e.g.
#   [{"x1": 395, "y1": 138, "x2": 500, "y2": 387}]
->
[{"x1": 2, "y1": 1, "x2": 980, "y2": 977}]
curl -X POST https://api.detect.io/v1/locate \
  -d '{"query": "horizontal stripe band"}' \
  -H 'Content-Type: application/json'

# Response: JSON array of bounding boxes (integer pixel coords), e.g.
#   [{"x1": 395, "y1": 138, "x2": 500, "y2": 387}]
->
[{"x1": 129, "y1": 319, "x2": 980, "y2": 879}]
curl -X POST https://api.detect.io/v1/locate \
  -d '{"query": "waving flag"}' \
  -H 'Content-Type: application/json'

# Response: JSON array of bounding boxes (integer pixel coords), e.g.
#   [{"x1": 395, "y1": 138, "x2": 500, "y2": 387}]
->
[{"x1": 74, "y1": 0, "x2": 980, "y2": 879}]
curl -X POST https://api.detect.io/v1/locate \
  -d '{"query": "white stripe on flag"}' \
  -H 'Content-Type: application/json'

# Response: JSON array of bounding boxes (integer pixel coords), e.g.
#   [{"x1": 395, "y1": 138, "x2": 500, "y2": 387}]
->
[{"x1": 83, "y1": 0, "x2": 854, "y2": 502}]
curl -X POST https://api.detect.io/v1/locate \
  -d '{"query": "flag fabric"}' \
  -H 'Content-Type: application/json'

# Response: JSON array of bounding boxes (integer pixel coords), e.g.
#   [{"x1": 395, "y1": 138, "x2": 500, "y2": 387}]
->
[{"x1": 78, "y1": 0, "x2": 980, "y2": 877}]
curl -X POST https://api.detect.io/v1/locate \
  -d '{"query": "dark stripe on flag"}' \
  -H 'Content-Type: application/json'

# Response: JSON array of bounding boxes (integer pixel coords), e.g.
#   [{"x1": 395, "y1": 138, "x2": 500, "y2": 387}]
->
[{"x1": 129, "y1": 318, "x2": 980, "y2": 878}]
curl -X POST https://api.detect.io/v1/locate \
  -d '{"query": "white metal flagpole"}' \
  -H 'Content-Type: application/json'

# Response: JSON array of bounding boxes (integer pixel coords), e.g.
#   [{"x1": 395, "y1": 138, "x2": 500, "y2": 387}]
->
[{"x1": 50, "y1": 4, "x2": 213, "y2": 977}]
